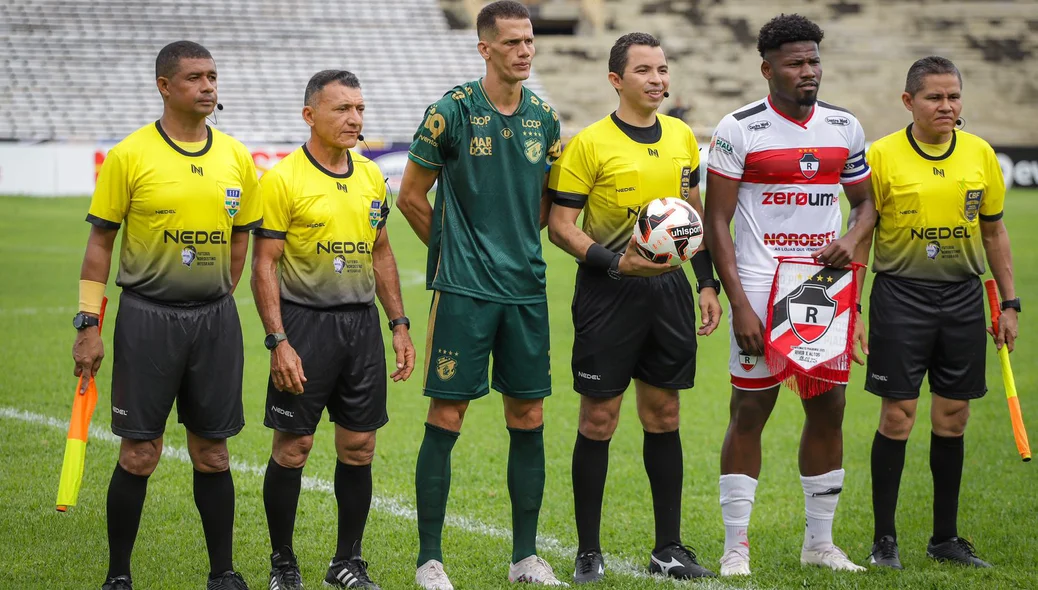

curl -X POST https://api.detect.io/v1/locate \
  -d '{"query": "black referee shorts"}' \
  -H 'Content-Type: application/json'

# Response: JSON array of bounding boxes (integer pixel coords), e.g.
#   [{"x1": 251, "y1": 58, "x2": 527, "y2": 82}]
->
[
  {"x1": 110, "y1": 290, "x2": 245, "y2": 440},
  {"x1": 264, "y1": 301, "x2": 388, "y2": 435},
  {"x1": 865, "y1": 273, "x2": 987, "y2": 400},
  {"x1": 570, "y1": 265, "x2": 698, "y2": 397}
]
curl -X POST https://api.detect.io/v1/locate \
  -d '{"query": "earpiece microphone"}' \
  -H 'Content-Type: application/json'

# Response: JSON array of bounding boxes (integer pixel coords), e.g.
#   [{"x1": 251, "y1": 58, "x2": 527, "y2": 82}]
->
[
  {"x1": 216, "y1": 103, "x2": 223, "y2": 111},
  {"x1": 358, "y1": 134, "x2": 365, "y2": 141},
  {"x1": 663, "y1": 91, "x2": 670, "y2": 98},
  {"x1": 955, "y1": 117, "x2": 965, "y2": 129}
]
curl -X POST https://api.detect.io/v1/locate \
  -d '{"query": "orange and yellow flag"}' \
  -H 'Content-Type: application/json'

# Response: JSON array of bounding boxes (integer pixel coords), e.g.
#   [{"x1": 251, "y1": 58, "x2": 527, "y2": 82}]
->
[{"x1": 56, "y1": 298, "x2": 107, "y2": 512}]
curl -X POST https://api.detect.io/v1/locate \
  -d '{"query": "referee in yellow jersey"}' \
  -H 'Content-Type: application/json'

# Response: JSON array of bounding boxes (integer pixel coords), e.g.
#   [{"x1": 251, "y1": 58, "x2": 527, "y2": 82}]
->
[
  {"x1": 252, "y1": 70, "x2": 415, "y2": 590},
  {"x1": 71, "y1": 41, "x2": 261, "y2": 590},
  {"x1": 547, "y1": 33, "x2": 721, "y2": 583},
  {"x1": 865, "y1": 56, "x2": 1019, "y2": 570}
]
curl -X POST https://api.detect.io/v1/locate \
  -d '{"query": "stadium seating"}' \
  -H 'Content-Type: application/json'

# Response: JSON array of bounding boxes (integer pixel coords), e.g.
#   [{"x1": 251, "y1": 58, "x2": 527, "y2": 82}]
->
[
  {"x1": 0, "y1": 0, "x2": 549, "y2": 143},
  {"x1": 1, "y1": 0, "x2": 1034, "y2": 144},
  {"x1": 522, "y1": 0, "x2": 1037, "y2": 144}
]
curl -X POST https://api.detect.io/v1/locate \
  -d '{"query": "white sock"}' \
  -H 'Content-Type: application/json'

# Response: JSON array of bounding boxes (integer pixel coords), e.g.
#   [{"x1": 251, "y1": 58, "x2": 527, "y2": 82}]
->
[
  {"x1": 801, "y1": 468, "x2": 845, "y2": 551},
  {"x1": 719, "y1": 473, "x2": 758, "y2": 553}
]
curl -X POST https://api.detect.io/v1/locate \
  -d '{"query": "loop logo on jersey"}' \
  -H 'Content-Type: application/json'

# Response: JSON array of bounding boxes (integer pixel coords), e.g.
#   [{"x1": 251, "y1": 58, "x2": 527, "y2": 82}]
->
[
  {"x1": 799, "y1": 152, "x2": 820, "y2": 179},
  {"x1": 765, "y1": 258, "x2": 861, "y2": 398},
  {"x1": 224, "y1": 188, "x2": 241, "y2": 218}
]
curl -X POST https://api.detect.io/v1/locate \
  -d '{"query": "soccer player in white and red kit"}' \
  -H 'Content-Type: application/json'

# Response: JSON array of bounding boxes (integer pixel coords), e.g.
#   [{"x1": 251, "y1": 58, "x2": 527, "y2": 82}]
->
[{"x1": 704, "y1": 14, "x2": 876, "y2": 576}]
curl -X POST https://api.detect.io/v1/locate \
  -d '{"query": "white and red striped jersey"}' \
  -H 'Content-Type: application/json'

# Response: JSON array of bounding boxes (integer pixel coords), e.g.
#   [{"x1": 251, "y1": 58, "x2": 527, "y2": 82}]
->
[{"x1": 707, "y1": 96, "x2": 870, "y2": 291}]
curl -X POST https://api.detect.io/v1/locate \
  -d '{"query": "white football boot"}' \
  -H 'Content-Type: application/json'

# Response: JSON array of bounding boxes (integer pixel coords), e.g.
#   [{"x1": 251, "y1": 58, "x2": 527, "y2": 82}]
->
[
  {"x1": 801, "y1": 545, "x2": 866, "y2": 572},
  {"x1": 719, "y1": 545, "x2": 751, "y2": 576},
  {"x1": 508, "y1": 555, "x2": 569, "y2": 586},
  {"x1": 416, "y1": 560, "x2": 454, "y2": 590}
]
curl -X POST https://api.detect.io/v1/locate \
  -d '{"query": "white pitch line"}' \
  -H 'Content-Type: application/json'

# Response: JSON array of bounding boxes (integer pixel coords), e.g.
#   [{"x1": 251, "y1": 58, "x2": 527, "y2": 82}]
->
[{"x1": 1, "y1": 406, "x2": 748, "y2": 588}]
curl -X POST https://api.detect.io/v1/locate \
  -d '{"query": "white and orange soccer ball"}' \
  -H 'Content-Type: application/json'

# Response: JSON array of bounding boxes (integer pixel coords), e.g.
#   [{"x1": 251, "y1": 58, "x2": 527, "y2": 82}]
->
[{"x1": 632, "y1": 197, "x2": 704, "y2": 266}]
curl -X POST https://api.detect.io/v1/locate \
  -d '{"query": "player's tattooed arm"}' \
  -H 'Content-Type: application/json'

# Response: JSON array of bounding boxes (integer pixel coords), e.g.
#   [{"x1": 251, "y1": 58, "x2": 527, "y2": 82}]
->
[
  {"x1": 397, "y1": 160, "x2": 440, "y2": 246},
  {"x1": 706, "y1": 172, "x2": 764, "y2": 354}
]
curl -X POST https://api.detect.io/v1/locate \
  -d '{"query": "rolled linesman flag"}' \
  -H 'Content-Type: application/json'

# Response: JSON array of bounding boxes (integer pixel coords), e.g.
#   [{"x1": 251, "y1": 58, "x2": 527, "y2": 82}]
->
[
  {"x1": 765, "y1": 257, "x2": 862, "y2": 399},
  {"x1": 56, "y1": 297, "x2": 108, "y2": 512},
  {"x1": 984, "y1": 279, "x2": 1031, "y2": 462}
]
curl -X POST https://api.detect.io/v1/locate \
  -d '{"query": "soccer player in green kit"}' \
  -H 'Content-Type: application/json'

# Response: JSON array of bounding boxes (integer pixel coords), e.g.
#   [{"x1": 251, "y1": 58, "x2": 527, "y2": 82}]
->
[{"x1": 396, "y1": 1, "x2": 563, "y2": 588}]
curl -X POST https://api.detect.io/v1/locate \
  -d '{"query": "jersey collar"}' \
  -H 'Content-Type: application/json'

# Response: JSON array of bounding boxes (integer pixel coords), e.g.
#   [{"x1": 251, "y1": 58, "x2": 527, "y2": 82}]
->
[
  {"x1": 154, "y1": 121, "x2": 212, "y2": 157},
  {"x1": 477, "y1": 78, "x2": 527, "y2": 116},
  {"x1": 303, "y1": 143, "x2": 354, "y2": 179},
  {"x1": 766, "y1": 95, "x2": 815, "y2": 129},
  {"x1": 905, "y1": 123, "x2": 957, "y2": 161}
]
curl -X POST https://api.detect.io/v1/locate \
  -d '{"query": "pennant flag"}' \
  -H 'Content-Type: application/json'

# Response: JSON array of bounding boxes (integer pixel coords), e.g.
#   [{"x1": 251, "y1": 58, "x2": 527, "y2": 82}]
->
[
  {"x1": 765, "y1": 257, "x2": 861, "y2": 398},
  {"x1": 56, "y1": 298, "x2": 108, "y2": 512}
]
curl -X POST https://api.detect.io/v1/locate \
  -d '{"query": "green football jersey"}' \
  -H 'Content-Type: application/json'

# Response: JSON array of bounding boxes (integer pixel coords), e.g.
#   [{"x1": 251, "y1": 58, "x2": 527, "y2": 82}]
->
[{"x1": 408, "y1": 79, "x2": 562, "y2": 304}]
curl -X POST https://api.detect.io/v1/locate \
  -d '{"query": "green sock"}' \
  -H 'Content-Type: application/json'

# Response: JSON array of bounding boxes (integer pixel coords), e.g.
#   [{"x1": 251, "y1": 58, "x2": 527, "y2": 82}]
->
[
  {"x1": 415, "y1": 422, "x2": 460, "y2": 567},
  {"x1": 508, "y1": 424, "x2": 545, "y2": 564}
]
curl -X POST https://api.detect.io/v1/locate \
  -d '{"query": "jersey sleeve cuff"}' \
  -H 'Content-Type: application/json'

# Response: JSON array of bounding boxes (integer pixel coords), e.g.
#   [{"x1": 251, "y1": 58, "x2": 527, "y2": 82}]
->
[
  {"x1": 85, "y1": 213, "x2": 121, "y2": 230},
  {"x1": 408, "y1": 152, "x2": 443, "y2": 170},
  {"x1": 840, "y1": 170, "x2": 872, "y2": 186},
  {"x1": 980, "y1": 211, "x2": 1004, "y2": 222},
  {"x1": 550, "y1": 189, "x2": 587, "y2": 208},
  {"x1": 253, "y1": 228, "x2": 287, "y2": 240},
  {"x1": 233, "y1": 217, "x2": 263, "y2": 232},
  {"x1": 707, "y1": 168, "x2": 742, "y2": 182}
]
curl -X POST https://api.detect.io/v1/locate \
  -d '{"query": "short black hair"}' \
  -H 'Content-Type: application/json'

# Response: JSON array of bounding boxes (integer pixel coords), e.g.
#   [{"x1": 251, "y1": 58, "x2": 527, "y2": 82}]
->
[
  {"x1": 608, "y1": 32, "x2": 662, "y2": 76},
  {"x1": 756, "y1": 14, "x2": 824, "y2": 58},
  {"x1": 476, "y1": 1, "x2": 530, "y2": 40},
  {"x1": 304, "y1": 70, "x2": 361, "y2": 107},
  {"x1": 905, "y1": 56, "x2": 962, "y2": 95},
  {"x1": 155, "y1": 40, "x2": 213, "y2": 79}
]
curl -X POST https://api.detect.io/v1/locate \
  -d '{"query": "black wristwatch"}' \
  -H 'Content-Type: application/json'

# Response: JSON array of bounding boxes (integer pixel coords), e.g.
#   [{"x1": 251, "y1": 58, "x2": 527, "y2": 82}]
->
[
  {"x1": 606, "y1": 253, "x2": 623, "y2": 280},
  {"x1": 696, "y1": 278, "x2": 721, "y2": 294},
  {"x1": 72, "y1": 312, "x2": 100, "y2": 331},
  {"x1": 388, "y1": 316, "x2": 411, "y2": 331},
  {"x1": 1001, "y1": 298, "x2": 1022, "y2": 313},
  {"x1": 264, "y1": 332, "x2": 288, "y2": 350}
]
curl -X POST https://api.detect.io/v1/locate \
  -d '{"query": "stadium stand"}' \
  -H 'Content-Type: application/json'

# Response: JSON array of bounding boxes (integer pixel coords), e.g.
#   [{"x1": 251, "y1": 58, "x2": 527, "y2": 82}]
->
[
  {"x1": 0, "y1": 0, "x2": 1033, "y2": 144},
  {"x1": 479, "y1": 0, "x2": 1037, "y2": 144},
  {"x1": 0, "y1": 0, "x2": 549, "y2": 143}
]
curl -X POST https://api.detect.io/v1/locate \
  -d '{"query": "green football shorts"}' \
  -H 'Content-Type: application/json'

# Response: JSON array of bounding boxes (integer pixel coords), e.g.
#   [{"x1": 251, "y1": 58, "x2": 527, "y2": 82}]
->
[{"x1": 423, "y1": 290, "x2": 551, "y2": 400}]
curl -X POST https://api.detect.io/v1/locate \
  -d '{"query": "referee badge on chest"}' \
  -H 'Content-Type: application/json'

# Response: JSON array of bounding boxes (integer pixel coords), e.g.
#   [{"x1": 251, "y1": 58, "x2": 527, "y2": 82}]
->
[
  {"x1": 369, "y1": 200, "x2": 382, "y2": 229},
  {"x1": 224, "y1": 188, "x2": 242, "y2": 218},
  {"x1": 964, "y1": 189, "x2": 983, "y2": 222},
  {"x1": 680, "y1": 166, "x2": 692, "y2": 199}
]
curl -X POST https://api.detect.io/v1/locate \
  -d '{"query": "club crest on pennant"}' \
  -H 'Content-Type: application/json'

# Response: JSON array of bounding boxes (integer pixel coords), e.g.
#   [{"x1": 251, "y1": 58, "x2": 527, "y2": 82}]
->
[
  {"x1": 764, "y1": 257, "x2": 862, "y2": 399},
  {"x1": 369, "y1": 200, "x2": 382, "y2": 229},
  {"x1": 224, "y1": 188, "x2": 241, "y2": 218},
  {"x1": 799, "y1": 152, "x2": 820, "y2": 179}
]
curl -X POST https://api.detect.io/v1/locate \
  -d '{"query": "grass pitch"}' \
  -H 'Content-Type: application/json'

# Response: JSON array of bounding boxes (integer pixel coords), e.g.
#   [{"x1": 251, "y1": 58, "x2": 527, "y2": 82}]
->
[{"x1": 1, "y1": 192, "x2": 1035, "y2": 589}]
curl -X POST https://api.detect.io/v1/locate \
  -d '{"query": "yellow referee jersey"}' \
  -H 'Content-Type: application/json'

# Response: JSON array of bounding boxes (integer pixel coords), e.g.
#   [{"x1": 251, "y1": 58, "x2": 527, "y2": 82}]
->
[
  {"x1": 255, "y1": 145, "x2": 388, "y2": 308},
  {"x1": 87, "y1": 122, "x2": 262, "y2": 303},
  {"x1": 867, "y1": 124, "x2": 1005, "y2": 282},
  {"x1": 549, "y1": 113, "x2": 700, "y2": 252}
]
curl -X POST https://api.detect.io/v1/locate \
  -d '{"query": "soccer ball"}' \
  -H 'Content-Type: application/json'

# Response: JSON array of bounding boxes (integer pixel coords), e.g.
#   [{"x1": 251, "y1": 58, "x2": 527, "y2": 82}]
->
[{"x1": 632, "y1": 198, "x2": 704, "y2": 266}]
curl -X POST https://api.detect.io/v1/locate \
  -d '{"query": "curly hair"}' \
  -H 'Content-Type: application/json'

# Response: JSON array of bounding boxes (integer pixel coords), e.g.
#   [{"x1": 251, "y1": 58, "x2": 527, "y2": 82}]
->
[{"x1": 756, "y1": 14, "x2": 824, "y2": 58}]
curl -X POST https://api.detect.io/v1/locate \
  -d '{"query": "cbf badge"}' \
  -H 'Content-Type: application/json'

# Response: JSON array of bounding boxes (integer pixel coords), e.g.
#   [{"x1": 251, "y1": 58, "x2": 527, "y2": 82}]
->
[
  {"x1": 964, "y1": 189, "x2": 983, "y2": 222},
  {"x1": 369, "y1": 200, "x2": 382, "y2": 229},
  {"x1": 224, "y1": 188, "x2": 242, "y2": 218}
]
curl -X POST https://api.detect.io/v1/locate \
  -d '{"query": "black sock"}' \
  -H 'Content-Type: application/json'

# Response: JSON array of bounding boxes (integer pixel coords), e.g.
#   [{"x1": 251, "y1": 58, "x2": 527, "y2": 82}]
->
[
  {"x1": 931, "y1": 431, "x2": 964, "y2": 543},
  {"x1": 194, "y1": 469, "x2": 236, "y2": 576},
  {"x1": 335, "y1": 461, "x2": 373, "y2": 561},
  {"x1": 106, "y1": 463, "x2": 149, "y2": 579},
  {"x1": 871, "y1": 431, "x2": 907, "y2": 543},
  {"x1": 572, "y1": 432, "x2": 610, "y2": 553},
  {"x1": 643, "y1": 429, "x2": 683, "y2": 552},
  {"x1": 264, "y1": 457, "x2": 303, "y2": 553}
]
